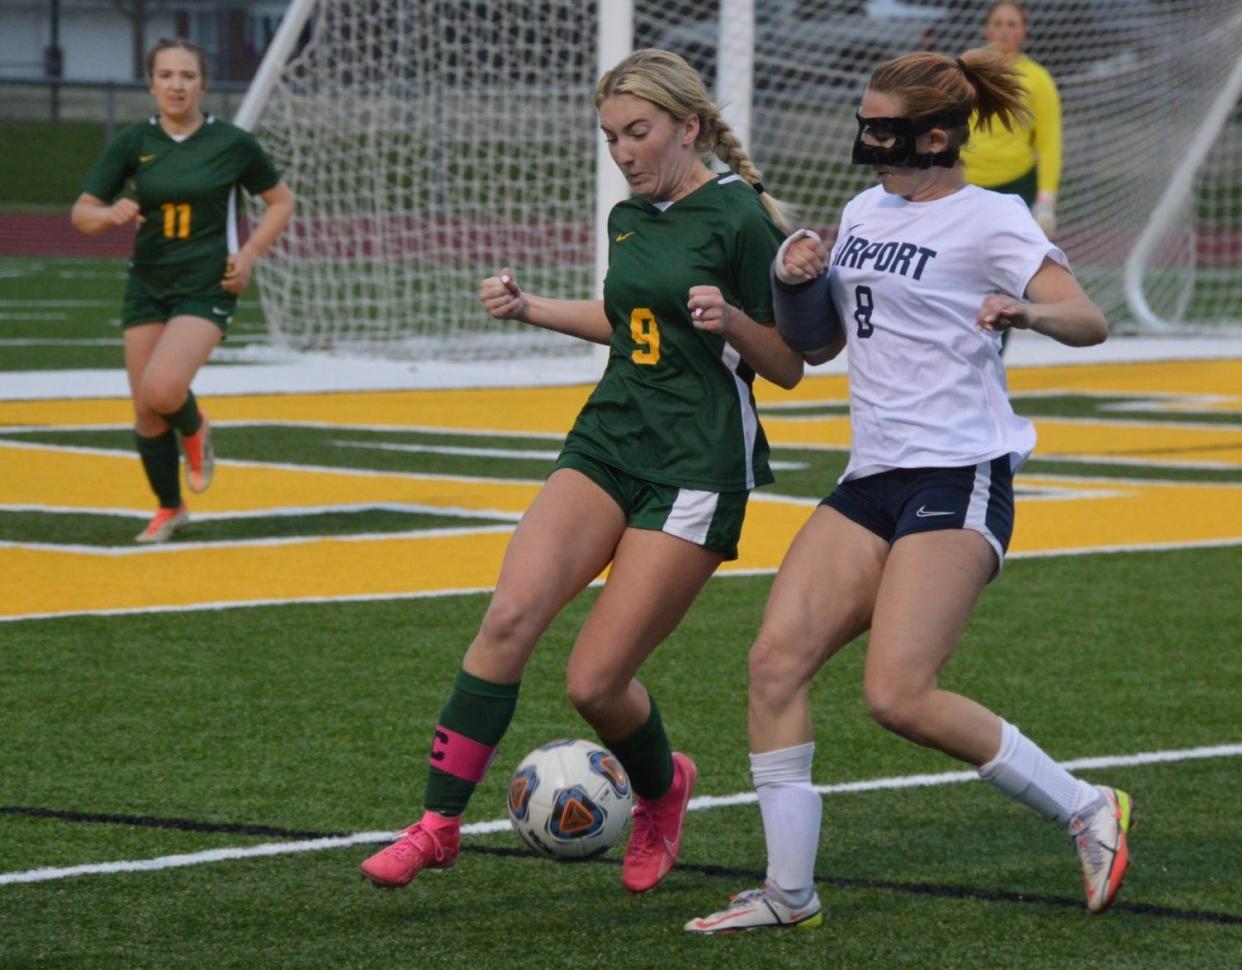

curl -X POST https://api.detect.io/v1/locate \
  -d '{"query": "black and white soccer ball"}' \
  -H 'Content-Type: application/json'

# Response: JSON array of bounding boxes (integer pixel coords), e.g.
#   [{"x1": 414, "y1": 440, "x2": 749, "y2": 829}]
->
[{"x1": 507, "y1": 739, "x2": 633, "y2": 860}]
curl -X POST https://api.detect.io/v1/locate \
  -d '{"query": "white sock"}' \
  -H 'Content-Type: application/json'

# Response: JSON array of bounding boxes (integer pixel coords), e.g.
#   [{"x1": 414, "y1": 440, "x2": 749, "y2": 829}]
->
[
  {"x1": 751, "y1": 742, "x2": 820, "y2": 903},
  {"x1": 978, "y1": 719, "x2": 1102, "y2": 825}
]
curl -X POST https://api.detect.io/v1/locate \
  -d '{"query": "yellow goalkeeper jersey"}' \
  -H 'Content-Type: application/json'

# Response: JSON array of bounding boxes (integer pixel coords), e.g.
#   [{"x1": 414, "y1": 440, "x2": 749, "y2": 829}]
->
[{"x1": 961, "y1": 54, "x2": 1062, "y2": 195}]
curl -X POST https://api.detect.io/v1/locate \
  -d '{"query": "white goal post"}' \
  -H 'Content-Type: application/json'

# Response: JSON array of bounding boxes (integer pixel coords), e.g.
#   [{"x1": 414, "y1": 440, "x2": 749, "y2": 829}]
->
[{"x1": 238, "y1": 0, "x2": 1242, "y2": 358}]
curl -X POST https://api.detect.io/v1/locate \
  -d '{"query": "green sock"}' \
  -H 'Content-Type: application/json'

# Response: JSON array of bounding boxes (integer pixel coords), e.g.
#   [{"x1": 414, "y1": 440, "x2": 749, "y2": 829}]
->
[
  {"x1": 135, "y1": 431, "x2": 181, "y2": 508},
  {"x1": 423, "y1": 668, "x2": 520, "y2": 817},
  {"x1": 604, "y1": 693, "x2": 674, "y2": 801},
  {"x1": 159, "y1": 390, "x2": 202, "y2": 437}
]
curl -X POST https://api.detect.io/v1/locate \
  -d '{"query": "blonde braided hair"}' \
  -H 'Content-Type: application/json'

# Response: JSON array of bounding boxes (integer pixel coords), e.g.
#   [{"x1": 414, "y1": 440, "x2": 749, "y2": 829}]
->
[{"x1": 596, "y1": 48, "x2": 791, "y2": 231}]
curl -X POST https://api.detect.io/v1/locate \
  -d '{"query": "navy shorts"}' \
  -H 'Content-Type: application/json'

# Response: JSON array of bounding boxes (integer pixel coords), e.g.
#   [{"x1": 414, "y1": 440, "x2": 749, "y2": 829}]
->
[{"x1": 822, "y1": 457, "x2": 1016, "y2": 573}]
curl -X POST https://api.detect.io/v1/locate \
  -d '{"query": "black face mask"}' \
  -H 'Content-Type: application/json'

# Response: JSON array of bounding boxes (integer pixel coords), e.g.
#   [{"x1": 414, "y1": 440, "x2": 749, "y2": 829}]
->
[{"x1": 851, "y1": 110, "x2": 969, "y2": 169}]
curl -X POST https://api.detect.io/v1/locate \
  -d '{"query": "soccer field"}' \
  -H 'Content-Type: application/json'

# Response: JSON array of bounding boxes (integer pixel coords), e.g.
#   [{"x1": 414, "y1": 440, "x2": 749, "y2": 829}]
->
[{"x1": 1, "y1": 258, "x2": 1241, "y2": 967}]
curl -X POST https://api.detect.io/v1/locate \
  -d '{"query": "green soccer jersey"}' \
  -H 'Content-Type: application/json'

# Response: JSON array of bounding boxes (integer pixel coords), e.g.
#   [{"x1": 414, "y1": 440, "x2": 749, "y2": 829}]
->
[
  {"x1": 563, "y1": 174, "x2": 784, "y2": 492},
  {"x1": 81, "y1": 115, "x2": 280, "y2": 284}
]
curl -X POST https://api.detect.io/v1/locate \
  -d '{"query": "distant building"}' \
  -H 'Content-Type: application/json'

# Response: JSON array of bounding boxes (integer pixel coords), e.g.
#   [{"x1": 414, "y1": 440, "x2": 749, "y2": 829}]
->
[{"x1": 1, "y1": 0, "x2": 287, "y2": 83}]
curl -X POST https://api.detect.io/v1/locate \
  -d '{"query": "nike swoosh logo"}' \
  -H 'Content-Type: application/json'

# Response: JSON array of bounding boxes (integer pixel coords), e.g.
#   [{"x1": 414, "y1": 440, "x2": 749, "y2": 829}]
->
[
  {"x1": 211, "y1": 307, "x2": 230, "y2": 316},
  {"x1": 915, "y1": 506, "x2": 956, "y2": 518},
  {"x1": 693, "y1": 907, "x2": 758, "y2": 929},
  {"x1": 139, "y1": 154, "x2": 155, "y2": 163},
  {"x1": 615, "y1": 231, "x2": 636, "y2": 242}
]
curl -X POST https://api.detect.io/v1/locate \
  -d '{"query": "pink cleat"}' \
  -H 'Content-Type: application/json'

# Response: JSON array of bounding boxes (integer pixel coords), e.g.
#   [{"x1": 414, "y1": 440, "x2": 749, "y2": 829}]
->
[
  {"x1": 622, "y1": 752, "x2": 697, "y2": 894},
  {"x1": 181, "y1": 412, "x2": 214, "y2": 494},
  {"x1": 360, "y1": 814, "x2": 461, "y2": 889}
]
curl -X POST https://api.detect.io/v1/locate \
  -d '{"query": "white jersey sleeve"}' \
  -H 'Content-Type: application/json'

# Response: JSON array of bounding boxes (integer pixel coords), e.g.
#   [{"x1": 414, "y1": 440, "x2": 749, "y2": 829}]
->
[{"x1": 984, "y1": 191, "x2": 1070, "y2": 299}]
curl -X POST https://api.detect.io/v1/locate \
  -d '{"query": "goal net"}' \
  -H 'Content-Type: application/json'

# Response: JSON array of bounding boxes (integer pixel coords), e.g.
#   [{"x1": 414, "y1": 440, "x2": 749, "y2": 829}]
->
[{"x1": 243, "y1": 0, "x2": 1242, "y2": 357}]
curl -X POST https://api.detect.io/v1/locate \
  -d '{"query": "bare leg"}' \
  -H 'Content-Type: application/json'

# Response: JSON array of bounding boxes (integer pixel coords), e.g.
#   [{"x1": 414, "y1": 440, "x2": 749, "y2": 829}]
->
[
  {"x1": 564, "y1": 527, "x2": 723, "y2": 739},
  {"x1": 133, "y1": 315, "x2": 221, "y2": 419},
  {"x1": 462, "y1": 467, "x2": 627, "y2": 683},
  {"x1": 863, "y1": 529, "x2": 1001, "y2": 765},
  {"x1": 748, "y1": 506, "x2": 888, "y2": 754}
]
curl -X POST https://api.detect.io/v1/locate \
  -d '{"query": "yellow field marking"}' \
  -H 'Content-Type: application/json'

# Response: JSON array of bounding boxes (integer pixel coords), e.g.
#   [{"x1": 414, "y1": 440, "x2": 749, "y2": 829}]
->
[
  {"x1": 1005, "y1": 358, "x2": 1242, "y2": 409},
  {"x1": 1, "y1": 531, "x2": 515, "y2": 618},
  {"x1": 4, "y1": 358, "x2": 1242, "y2": 619},
  {"x1": 0, "y1": 385, "x2": 595, "y2": 436},
  {"x1": 755, "y1": 373, "x2": 848, "y2": 404},
  {"x1": 729, "y1": 474, "x2": 1242, "y2": 569},
  {"x1": 753, "y1": 359, "x2": 1242, "y2": 410},
  {"x1": 758, "y1": 415, "x2": 1242, "y2": 467},
  {"x1": 1033, "y1": 420, "x2": 1242, "y2": 467},
  {"x1": 3, "y1": 473, "x2": 1240, "y2": 619},
  {"x1": 2, "y1": 357, "x2": 1237, "y2": 445},
  {"x1": 760, "y1": 414, "x2": 854, "y2": 449},
  {"x1": 1008, "y1": 475, "x2": 1242, "y2": 552},
  {"x1": 0, "y1": 441, "x2": 538, "y2": 514}
]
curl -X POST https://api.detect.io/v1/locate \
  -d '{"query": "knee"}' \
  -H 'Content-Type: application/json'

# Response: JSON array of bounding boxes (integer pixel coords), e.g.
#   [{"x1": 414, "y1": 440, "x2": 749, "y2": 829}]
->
[
  {"x1": 138, "y1": 375, "x2": 188, "y2": 416},
  {"x1": 132, "y1": 405, "x2": 166, "y2": 437},
  {"x1": 564, "y1": 668, "x2": 622, "y2": 724},
  {"x1": 748, "y1": 629, "x2": 814, "y2": 711},
  {"x1": 476, "y1": 594, "x2": 540, "y2": 653},
  {"x1": 863, "y1": 678, "x2": 923, "y2": 739}
]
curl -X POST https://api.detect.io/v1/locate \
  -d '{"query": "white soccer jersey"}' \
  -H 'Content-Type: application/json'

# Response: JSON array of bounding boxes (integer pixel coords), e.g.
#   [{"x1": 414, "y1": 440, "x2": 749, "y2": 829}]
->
[{"x1": 828, "y1": 183, "x2": 1067, "y2": 481}]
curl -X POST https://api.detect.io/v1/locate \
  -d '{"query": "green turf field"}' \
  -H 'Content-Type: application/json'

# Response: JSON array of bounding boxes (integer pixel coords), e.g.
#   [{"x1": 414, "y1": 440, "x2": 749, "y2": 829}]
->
[{"x1": 1, "y1": 254, "x2": 1241, "y2": 967}]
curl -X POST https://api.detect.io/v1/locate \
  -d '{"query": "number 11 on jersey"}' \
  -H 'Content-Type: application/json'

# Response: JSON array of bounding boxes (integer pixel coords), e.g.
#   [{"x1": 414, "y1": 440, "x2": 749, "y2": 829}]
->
[{"x1": 161, "y1": 203, "x2": 191, "y2": 239}]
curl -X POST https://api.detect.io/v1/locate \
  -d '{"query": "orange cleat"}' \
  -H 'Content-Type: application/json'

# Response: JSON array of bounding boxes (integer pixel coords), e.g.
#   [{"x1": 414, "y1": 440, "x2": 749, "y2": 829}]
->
[
  {"x1": 134, "y1": 505, "x2": 189, "y2": 544},
  {"x1": 181, "y1": 412, "x2": 214, "y2": 494}
]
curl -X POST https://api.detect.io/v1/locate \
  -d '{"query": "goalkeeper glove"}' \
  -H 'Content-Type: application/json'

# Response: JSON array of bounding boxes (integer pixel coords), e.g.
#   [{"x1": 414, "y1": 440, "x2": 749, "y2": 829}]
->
[{"x1": 1032, "y1": 190, "x2": 1057, "y2": 237}]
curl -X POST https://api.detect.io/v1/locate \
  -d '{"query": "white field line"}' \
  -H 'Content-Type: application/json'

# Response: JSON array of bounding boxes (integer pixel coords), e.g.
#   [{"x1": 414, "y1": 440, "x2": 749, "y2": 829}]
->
[
  {"x1": 0, "y1": 300, "x2": 115, "y2": 307},
  {"x1": 332, "y1": 439, "x2": 562, "y2": 460},
  {"x1": 327, "y1": 440, "x2": 808, "y2": 473},
  {"x1": 3, "y1": 536, "x2": 1242, "y2": 625},
  {"x1": 2, "y1": 742, "x2": 1239, "y2": 887},
  {"x1": 0, "y1": 584, "x2": 504, "y2": 624},
  {"x1": 0, "y1": 420, "x2": 569, "y2": 441},
  {"x1": 761, "y1": 390, "x2": 1237, "y2": 409},
  {"x1": 0, "y1": 337, "x2": 266, "y2": 346},
  {"x1": 0, "y1": 524, "x2": 517, "y2": 557},
  {"x1": 7, "y1": 421, "x2": 1241, "y2": 473},
  {"x1": 0, "y1": 438, "x2": 546, "y2": 487},
  {"x1": 1032, "y1": 452, "x2": 1242, "y2": 472},
  {"x1": 996, "y1": 413, "x2": 1242, "y2": 432},
  {"x1": 0, "y1": 502, "x2": 520, "y2": 523}
]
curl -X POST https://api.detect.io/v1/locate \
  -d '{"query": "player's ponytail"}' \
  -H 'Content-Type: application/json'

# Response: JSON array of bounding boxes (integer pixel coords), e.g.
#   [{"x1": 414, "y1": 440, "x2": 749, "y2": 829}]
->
[
  {"x1": 955, "y1": 47, "x2": 1030, "y2": 135},
  {"x1": 868, "y1": 48, "x2": 1030, "y2": 150},
  {"x1": 701, "y1": 108, "x2": 793, "y2": 233}
]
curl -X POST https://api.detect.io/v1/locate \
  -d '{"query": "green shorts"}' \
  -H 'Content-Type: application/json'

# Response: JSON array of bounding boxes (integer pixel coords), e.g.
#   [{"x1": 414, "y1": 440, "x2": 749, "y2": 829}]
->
[
  {"x1": 121, "y1": 265, "x2": 237, "y2": 331},
  {"x1": 555, "y1": 450, "x2": 750, "y2": 561}
]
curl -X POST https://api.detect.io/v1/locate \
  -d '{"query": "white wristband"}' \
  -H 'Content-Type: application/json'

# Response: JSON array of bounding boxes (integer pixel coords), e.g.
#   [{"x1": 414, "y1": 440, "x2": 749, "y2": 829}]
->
[{"x1": 774, "y1": 228, "x2": 824, "y2": 286}]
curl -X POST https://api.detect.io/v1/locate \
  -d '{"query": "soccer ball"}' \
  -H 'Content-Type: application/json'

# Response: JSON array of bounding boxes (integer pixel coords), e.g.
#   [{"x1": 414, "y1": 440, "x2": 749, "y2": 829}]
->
[{"x1": 507, "y1": 739, "x2": 633, "y2": 860}]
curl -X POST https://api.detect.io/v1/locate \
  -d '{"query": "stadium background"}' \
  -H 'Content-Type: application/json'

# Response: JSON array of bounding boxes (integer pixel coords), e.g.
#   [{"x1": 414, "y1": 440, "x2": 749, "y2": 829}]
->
[{"x1": 2, "y1": 1, "x2": 1240, "y2": 966}]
